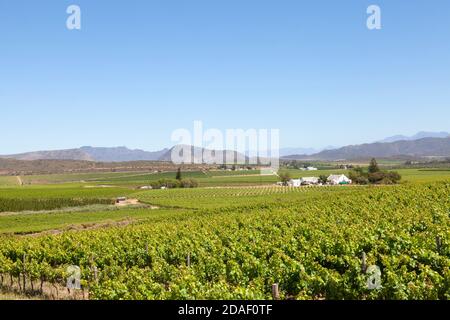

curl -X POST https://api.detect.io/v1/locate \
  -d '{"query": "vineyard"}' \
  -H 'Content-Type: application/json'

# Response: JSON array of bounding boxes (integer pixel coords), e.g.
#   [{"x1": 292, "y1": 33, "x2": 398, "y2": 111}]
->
[
  {"x1": 0, "y1": 181, "x2": 449, "y2": 299},
  {"x1": 135, "y1": 185, "x2": 359, "y2": 209},
  {"x1": 0, "y1": 186, "x2": 133, "y2": 213}
]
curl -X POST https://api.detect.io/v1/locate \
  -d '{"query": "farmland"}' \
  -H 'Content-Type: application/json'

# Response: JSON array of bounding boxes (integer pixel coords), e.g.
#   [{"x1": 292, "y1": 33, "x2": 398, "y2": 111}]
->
[
  {"x1": 0, "y1": 166, "x2": 449, "y2": 300},
  {"x1": 13, "y1": 168, "x2": 450, "y2": 188}
]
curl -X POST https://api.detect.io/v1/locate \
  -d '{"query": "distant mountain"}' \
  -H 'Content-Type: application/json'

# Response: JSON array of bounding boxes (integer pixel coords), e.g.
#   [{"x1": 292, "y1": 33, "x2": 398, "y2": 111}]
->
[
  {"x1": 285, "y1": 137, "x2": 450, "y2": 161},
  {"x1": 0, "y1": 145, "x2": 248, "y2": 164},
  {"x1": 279, "y1": 146, "x2": 339, "y2": 157},
  {"x1": 5, "y1": 135, "x2": 450, "y2": 163},
  {"x1": 279, "y1": 147, "x2": 318, "y2": 156},
  {"x1": 79, "y1": 146, "x2": 169, "y2": 162},
  {"x1": 378, "y1": 131, "x2": 449, "y2": 143},
  {"x1": 0, "y1": 148, "x2": 94, "y2": 161},
  {"x1": 0, "y1": 146, "x2": 168, "y2": 162}
]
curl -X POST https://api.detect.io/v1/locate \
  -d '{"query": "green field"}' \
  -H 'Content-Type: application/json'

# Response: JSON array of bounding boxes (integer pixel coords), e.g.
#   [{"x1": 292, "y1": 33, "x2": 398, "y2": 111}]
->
[
  {"x1": 395, "y1": 169, "x2": 450, "y2": 182},
  {"x1": 18, "y1": 169, "x2": 265, "y2": 187},
  {"x1": 135, "y1": 185, "x2": 358, "y2": 209},
  {"x1": 0, "y1": 207, "x2": 188, "y2": 235},
  {"x1": 0, "y1": 185, "x2": 133, "y2": 199},
  {"x1": 15, "y1": 168, "x2": 450, "y2": 188},
  {"x1": 0, "y1": 167, "x2": 449, "y2": 300},
  {"x1": 0, "y1": 176, "x2": 19, "y2": 187}
]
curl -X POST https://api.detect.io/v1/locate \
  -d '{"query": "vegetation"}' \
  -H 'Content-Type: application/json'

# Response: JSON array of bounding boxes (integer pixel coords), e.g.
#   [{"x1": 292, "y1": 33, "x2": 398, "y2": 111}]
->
[
  {"x1": 136, "y1": 185, "x2": 352, "y2": 210},
  {"x1": 0, "y1": 182, "x2": 448, "y2": 299},
  {"x1": 0, "y1": 186, "x2": 133, "y2": 213},
  {"x1": 278, "y1": 172, "x2": 291, "y2": 186},
  {"x1": 319, "y1": 175, "x2": 328, "y2": 185},
  {"x1": 150, "y1": 179, "x2": 199, "y2": 190},
  {"x1": 0, "y1": 164, "x2": 449, "y2": 300},
  {"x1": 349, "y1": 158, "x2": 402, "y2": 185},
  {"x1": 0, "y1": 198, "x2": 114, "y2": 213}
]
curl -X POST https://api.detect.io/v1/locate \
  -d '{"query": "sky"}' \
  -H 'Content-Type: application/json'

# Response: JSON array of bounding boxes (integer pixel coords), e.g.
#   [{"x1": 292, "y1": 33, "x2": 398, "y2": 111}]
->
[{"x1": 1, "y1": 0, "x2": 450, "y2": 154}]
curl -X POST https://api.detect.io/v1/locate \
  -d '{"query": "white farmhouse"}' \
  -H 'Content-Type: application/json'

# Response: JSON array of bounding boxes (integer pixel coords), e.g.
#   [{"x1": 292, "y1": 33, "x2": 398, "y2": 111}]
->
[
  {"x1": 300, "y1": 177, "x2": 319, "y2": 185},
  {"x1": 327, "y1": 174, "x2": 352, "y2": 185},
  {"x1": 288, "y1": 179, "x2": 302, "y2": 187},
  {"x1": 306, "y1": 166, "x2": 318, "y2": 171}
]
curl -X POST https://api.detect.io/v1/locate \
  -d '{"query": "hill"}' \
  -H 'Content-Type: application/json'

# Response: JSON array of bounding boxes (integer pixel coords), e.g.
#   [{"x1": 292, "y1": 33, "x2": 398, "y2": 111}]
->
[
  {"x1": 378, "y1": 131, "x2": 449, "y2": 143},
  {"x1": 284, "y1": 137, "x2": 450, "y2": 161},
  {"x1": 0, "y1": 145, "x2": 248, "y2": 165}
]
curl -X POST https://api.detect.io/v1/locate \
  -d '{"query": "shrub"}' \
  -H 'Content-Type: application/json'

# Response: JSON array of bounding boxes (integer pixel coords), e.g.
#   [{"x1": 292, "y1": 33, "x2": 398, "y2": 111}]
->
[
  {"x1": 180, "y1": 179, "x2": 199, "y2": 188},
  {"x1": 150, "y1": 178, "x2": 198, "y2": 189},
  {"x1": 350, "y1": 159, "x2": 401, "y2": 185}
]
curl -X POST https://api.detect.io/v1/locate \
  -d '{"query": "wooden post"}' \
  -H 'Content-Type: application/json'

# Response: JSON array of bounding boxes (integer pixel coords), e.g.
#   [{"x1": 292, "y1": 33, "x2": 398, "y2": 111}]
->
[
  {"x1": 22, "y1": 253, "x2": 26, "y2": 292},
  {"x1": 187, "y1": 253, "x2": 191, "y2": 267},
  {"x1": 272, "y1": 283, "x2": 280, "y2": 300},
  {"x1": 40, "y1": 277, "x2": 44, "y2": 294},
  {"x1": 145, "y1": 242, "x2": 149, "y2": 255},
  {"x1": 90, "y1": 255, "x2": 98, "y2": 285},
  {"x1": 93, "y1": 266, "x2": 98, "y2": 284},
  {"x1": 361, "y1": 252, "x2": 367, "y2": 273},
  {"x1": 436, "y1": 236, "x2": 442, "y2": 252}
]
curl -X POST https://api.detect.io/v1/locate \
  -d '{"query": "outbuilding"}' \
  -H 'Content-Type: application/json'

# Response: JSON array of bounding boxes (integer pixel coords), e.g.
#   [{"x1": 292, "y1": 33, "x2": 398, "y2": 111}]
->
[
  {"x1": 300, "y1": 177, "x2": 320, "y2": 185},
  {"x1": 327, "y1": 174, "x2": 352, "y2": 185}
]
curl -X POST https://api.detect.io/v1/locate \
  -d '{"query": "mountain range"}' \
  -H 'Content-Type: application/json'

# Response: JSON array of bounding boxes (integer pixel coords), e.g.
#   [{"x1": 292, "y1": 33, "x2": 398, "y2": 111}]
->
[
  {"x1": 0, "y1": 145, "x2": 247, "y2": 164},
  {"x1": 284, "y1": 137, "x2": 450, "y2": 161},
  {"x1": 1, "y1": 131, "x2": 449, "y2": 162},
  {"x1": 278, "y1": 146, "x2": 338, "y2": 156},
  {"x1": 377, "y1": 131, "x2": 449, "y2": 143}
]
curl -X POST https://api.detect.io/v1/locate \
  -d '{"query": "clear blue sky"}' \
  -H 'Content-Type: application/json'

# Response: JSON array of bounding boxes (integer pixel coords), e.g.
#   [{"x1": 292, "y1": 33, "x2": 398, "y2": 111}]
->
[{"x1": 1, "y1": 0, "x2": 449, "y2": 154}]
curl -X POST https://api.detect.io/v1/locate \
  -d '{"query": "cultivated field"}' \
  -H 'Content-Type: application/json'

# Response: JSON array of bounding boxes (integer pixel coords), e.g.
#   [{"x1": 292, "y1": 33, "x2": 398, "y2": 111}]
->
[{"x1": 0, "y1": 167, "x2": 449, "y2": 300}]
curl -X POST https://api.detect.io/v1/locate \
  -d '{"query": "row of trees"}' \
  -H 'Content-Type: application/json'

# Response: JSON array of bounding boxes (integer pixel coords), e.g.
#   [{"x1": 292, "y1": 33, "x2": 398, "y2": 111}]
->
[
  {"x1": 278, "y1": 172, "x2": 329, "y2": 185},
  {"x1": 150, "y1": 168, "x2": 199, "y2": 189},
  {"x1": 278, "y1": 159, "x2": 402, "y2": 186},
  {"x1": 150, "y1": 178, "x2": 199, "y2": 189},
  {"x1": 349, "y1": 159, "x2": 401, "y2": 185}
]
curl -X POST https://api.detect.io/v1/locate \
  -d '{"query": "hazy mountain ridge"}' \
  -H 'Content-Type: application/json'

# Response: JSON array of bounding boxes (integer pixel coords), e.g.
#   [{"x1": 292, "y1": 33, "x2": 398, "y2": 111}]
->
[
  {"x1": 378, "y1": 131, "x2": 449, "y2": 143},
  {"x1": 0, "y1": 146, "x2": 165, "y2": 162},
  {"x1": 79, "y1": 146, "x2": 169, "y2": 162},
  {"x1": 2, "y1": 131, "x2": 449, "y2": 162},
  {"x1": 0, "y1": 145, "x2": 248, "y2": 163},
  {"x1": 285, "y1": 137, "x2": 450, "y2": 161},
  {"x1": 0, "y1": 148, "x2": 94, "y2": 161}
]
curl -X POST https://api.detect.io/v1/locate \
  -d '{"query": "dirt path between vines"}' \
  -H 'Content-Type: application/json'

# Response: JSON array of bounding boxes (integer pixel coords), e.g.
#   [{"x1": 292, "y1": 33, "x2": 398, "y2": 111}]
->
[{"x1": 24, "y1": 218, "x2": 136, "y2": 238}]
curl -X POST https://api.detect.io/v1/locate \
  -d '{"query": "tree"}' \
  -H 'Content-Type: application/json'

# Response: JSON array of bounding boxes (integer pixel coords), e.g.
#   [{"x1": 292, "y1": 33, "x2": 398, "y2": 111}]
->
[
  {"x1": 319, "y1": 175, "x2": 328, "y2": 185},
  {"x1": 176, "y1": 168, "x2": 182, "y2": 180},
  {"x1": 278, "y1": 172, "x2": 291, "y2": 186},
  {"x1": 348, "y1": 168, "x2": 370, "y2": 185},
  {"x1": 350, "y1": 161, "x2": 401, "y2": 185},
  {"x1": 368, "y1": 171, "x2": 384, "y2": 184},
  {"x1": 368, "y1": 158, "x2": 380, "y2": 174},
  {"x1": 180, "y1": 178, "x2": 199, "y2": 188}
]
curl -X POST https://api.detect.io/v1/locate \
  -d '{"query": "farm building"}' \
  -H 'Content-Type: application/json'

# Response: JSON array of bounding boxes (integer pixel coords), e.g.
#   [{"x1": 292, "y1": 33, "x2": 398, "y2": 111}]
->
[
  {"x1": 288, "y1": 179, "x2": 302, "y2": 187},
  {"x1": 300, "y1": 177, "x2": 320, "y2": 185},
  {"x1": 116, "y1": 197, "x2": 127, "y2": 204},
  {"x1": 327, "y1": 174, "x2": 352, "y2": 185},
  {"x1": 300, "y1": 166, "x2": 318, "y2": 171}
]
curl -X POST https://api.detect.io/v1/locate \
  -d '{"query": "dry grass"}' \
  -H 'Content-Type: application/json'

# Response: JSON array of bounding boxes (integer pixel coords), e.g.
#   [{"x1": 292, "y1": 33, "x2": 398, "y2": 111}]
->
[{"x1": 0, "y1": 277, "x2": 88, "y2": 300}]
